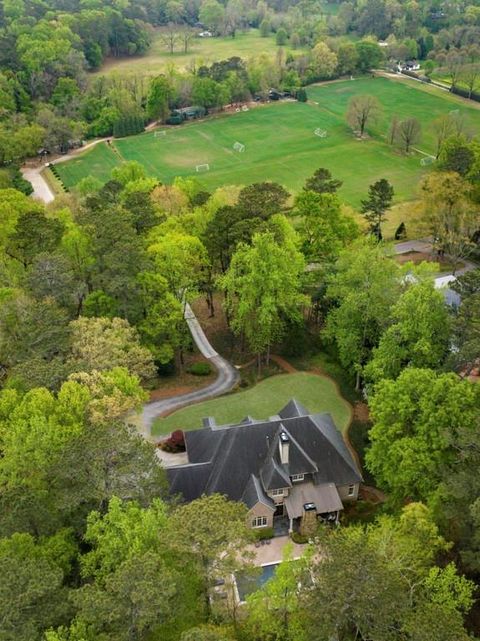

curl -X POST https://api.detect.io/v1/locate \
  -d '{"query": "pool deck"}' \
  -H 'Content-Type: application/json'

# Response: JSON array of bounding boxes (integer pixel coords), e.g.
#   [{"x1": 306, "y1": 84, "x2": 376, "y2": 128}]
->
[{"x1": 248, "y1": 535, "x2": 307, "y2": 566}]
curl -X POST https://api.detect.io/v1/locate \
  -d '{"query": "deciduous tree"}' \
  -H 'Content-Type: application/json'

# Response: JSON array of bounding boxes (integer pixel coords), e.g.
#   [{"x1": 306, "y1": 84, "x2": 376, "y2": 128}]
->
[
  {"x1": 323, "y1": 240, "x2": 399, "y2": 389},
  {"x1": 365, "y1": 281, "x2": 450, "y2": 382},
  {"x1": 220, "y1": 224, "x2": 306, "y2": 369},
  {"x1": 366, "y1": 368, "x2": 480, "y2": 506},
  {"x1": 346, "y1": 94, "x2": 381, "y2": 137},
  {"x1": 68, "y1": 316, "x2": 156, "y2": 381}
]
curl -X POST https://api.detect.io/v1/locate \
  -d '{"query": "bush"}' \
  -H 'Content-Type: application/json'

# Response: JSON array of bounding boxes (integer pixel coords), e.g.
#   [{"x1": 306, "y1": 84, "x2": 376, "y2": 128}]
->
[
  {"x1": 113, "y1": 114, "x2": 145, "y2": 138},
  {"x1": 296, "y1": 88, "x2": 307, "y2": 102},
  {"x1": 290, "y1": 531, "x2": 308, "y2": 544},
  {"x1": 401, "y1": 69, "x2": 420, "y2": 79},
  {"x1": 158, "y1": 429, "x2": 186, "y2": 452},
  {"x1": 394, "y1": 221, "x2": 407, "y2": 240},
  {"x1": 188, "y1": 362, "x2": 212, "y2": 376},
  {"x1": 451, "y1": 85, "x2": 480, "y2": 103},
  {"x1": 254, "y1": 527, "x2": 274, "y2": 540},
  {"x1": 276, "y1": 28, "x2": 288, "y2": 46}
]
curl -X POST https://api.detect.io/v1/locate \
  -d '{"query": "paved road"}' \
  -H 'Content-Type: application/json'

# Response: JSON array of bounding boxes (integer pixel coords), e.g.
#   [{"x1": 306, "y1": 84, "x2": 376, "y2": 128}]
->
[
  {"x1": 141, "y1": 302, "x2": 240, "y2": 437},
  {"x1": 22, "y1": 165, "x2": 55, "y2": 203}
]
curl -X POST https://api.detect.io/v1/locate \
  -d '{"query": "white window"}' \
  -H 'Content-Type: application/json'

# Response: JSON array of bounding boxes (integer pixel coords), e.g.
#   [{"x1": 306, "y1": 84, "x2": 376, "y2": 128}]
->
[
  {"x1": 271, "y1": 489, "x2": 284, "y2": 496},
  {"x1": 252, "y1": 516, "x2": 268, "y2": 528},
  {"x1": 291, "y1": 474, "x2": 304, "y2": 482},
  {"x1": 348, "y1": 484, "x2": 355, "y2": 497}
]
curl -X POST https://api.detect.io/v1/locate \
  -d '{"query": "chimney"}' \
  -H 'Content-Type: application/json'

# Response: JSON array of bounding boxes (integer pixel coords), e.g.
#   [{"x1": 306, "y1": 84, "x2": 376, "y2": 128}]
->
[{"x1": 279, "y1": 431, "x2": 289, "y2": 464}]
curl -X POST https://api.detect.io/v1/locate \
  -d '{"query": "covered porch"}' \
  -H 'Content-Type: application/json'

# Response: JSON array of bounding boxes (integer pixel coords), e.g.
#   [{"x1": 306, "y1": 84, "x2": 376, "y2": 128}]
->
[{"x1": 284, "y1": 482, "x2": 343, "y2": 533}]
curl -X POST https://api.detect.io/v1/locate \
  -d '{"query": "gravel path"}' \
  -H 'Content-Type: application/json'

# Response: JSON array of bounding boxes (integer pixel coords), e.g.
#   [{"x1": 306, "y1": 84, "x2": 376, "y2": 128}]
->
[{"x1": 141, "y1": 303, "x2": 239, "y2": 439}]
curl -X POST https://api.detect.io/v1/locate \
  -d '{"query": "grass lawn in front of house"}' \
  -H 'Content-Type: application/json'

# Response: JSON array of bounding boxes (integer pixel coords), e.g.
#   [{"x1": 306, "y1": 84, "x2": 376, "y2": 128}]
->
[{"x1": 152, "y1": 371, "x2": 352, "y2": 436}]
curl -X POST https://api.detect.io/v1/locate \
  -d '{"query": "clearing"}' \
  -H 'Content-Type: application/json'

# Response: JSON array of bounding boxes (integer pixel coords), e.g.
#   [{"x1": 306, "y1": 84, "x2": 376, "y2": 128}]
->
[
  {"x1": 54, "y1": 76, "x2": 480, "y2": 206},
  {"x1": 94, "y1": 28, "x2": 304, "y2": 76},
  {"x1": 151, "y1": 371, "x2": 352, "y2": 436}
]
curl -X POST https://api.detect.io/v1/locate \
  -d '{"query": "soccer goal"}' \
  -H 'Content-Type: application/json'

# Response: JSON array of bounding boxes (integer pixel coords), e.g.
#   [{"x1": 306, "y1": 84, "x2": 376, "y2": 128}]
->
[
  {"x1": 420, "y1": 156, "x2": 435, "y2": 166},
  {"x1": 233, "y1": 141, "x2": 245, "y2": 153},
  {"x1": 314, "y1": 128, "x2": 327, "y2": 138},
  {"x1": 449, "y1": 109, "x2": 460, "y2": 116},
  {"x1": 196, "y1": 163, "x2": 210, "y2": 172},
  {"x1": 154, "y1": 130, "x2": 166, "y2": 137}
]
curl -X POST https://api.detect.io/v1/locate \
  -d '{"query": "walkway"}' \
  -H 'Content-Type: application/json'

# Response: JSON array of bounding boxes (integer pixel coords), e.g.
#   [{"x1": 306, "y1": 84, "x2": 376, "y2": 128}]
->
[
  {"x1": 141, "y1": 302, "x2": 239, "y2": 438},
  {"x1": 21, "y1": 121, "x2": 159, "y2": 203},
  {"x1": 21, "y1": 137, "x2": 109, "y2": 203}
]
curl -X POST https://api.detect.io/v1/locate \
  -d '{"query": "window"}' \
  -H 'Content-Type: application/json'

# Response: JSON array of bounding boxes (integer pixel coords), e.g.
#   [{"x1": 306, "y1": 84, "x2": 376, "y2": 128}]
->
[
  {"x1": 348, "y1": 484, "x2": 355, "y2": 497},
  {"x1": 271, "y1": 489, "x2": 284, "y2": 496},
  {"x1": 291, "y1": 474, "x2": 304, "y2": 482},
  {"x1": 252, "y1": 516, "x2": 268, "y2": 528}
]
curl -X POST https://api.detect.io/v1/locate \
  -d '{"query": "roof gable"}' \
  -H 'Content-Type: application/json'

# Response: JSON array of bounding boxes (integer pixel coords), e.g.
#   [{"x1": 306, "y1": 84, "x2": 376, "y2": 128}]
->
[{"x1": 167, "y1": 402, "x2": 362, "y2": 505}]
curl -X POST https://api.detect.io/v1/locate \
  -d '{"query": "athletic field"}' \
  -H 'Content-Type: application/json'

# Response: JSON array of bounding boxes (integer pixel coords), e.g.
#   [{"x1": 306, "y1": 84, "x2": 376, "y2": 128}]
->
[{"x1": 55, "y1": 76, "x2": 480, "y2": 205}]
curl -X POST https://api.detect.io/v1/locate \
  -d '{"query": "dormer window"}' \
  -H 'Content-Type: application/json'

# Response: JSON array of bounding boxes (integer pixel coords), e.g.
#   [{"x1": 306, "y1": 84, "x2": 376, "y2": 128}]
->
[
  {"x1": 271, "y1": 488, "x2": 285, "y2": 496},
  {"x1": 291, "y1": 474, "x2": 304, "y2": 482}
]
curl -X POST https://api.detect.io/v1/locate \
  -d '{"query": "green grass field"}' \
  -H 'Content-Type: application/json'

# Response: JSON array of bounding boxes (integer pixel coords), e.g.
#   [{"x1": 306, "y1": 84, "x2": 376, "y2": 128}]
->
[
  {"x1": 152, "y1": 372, "x2": 352, "y2": 436},
  {"x1": 94, "y1": 28, "x2": 304, "y2": 76},
  {"x1": 56, "y1": 76, "x2": 480, "y2": 206}
]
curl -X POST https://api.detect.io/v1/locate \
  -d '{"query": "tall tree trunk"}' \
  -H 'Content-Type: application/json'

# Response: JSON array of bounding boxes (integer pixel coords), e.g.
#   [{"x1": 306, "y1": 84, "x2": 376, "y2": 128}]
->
[{"x1": 355, "y1": 370, "x2": 361, "y2": 392}]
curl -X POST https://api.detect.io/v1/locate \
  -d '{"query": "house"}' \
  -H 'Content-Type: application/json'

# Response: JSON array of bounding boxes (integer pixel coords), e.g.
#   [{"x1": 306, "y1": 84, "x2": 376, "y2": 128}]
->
[
  {"x1": 397, "y1": 60, "x2": 421, "y2": 72},
  {"x1": 167, "y1": 400, "x2": 362, "y2": 535}
]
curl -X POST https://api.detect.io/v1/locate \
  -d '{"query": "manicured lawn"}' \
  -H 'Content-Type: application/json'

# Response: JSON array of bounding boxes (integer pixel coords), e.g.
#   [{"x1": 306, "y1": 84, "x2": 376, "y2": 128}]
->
[
  {"x1": 307, "y1": 76, "x2": 480, "y2": 152},
  {"x1": 55, "y1": 77, "x2": 480, "y2": 206},
  {"x1": 151, "y1": 372, "x2": 352, "y2": 436},
  {"x1": 94, "y1": 29, "x2": 305, "y2": 76},
  {"x1": 55, "y1": 142, "x2": 122, "y2": 187}
]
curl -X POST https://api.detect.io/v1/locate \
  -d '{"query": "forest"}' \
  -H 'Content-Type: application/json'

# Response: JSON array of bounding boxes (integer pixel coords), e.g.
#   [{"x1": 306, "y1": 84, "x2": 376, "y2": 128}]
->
[
  {"x1": 1, "y1": 0, "x2": 480, "y2": 639},
  {"x1": 0, "y1": 144, "x2": 479, "y2": 639}
]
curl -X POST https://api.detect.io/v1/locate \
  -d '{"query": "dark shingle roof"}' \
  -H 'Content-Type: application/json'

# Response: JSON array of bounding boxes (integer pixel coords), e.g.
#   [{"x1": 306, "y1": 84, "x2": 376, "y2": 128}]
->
[
  {"x1": 242, "y1": 474, "x2": 275, "y2": 510},
  {"x1": 166, "y1": 401, "x2": 362, "y2": 506},
  {"x1": 278, "y1": 398, "x2": 309, "y2": 419}
]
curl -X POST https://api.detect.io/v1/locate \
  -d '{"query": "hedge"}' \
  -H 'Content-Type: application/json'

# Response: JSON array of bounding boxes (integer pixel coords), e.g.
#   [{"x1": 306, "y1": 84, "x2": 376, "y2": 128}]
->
[
  {"x1": 451, "y1": 85, "x2": 480, "y2": 103},
  {"x1": 188, "y1": 362, "x2": 212, "y2": 376}
]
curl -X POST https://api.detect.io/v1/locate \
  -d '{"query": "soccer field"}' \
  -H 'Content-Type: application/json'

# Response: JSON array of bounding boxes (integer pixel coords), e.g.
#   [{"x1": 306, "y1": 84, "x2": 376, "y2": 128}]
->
[{"x1": 55, "y1": 77, "x2": 480, "y2": 206}]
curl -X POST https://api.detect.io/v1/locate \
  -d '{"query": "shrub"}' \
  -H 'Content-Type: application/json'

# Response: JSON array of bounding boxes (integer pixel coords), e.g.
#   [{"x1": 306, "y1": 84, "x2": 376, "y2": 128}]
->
[
  {"x1": 290, "y1": 531, "x2": 308, "y2": 544},
  {"x1": 188, "y1": 362, "x2": 212, "y2": 376},
  {"x1": 113, "y1": 114, "x2": 145, "y2": 138},
  {"x1": 158, "y1": 429, "x2": 186, "y2": 452},
  {"x1": 296, "y1": 88, "x2": 307, "y2": 102},
  {"x1": 451, "y1": 85, "x2": 480, "y2": 103},
  {"x1": 276, "y1": 28, "x2": 288, "y2": 46},
  {"x1": 254, "y1": 527, "x2": 274, "y2": 540},
  {"x1": 394, "y1": 222, "x2": 407, "y2": 240}
]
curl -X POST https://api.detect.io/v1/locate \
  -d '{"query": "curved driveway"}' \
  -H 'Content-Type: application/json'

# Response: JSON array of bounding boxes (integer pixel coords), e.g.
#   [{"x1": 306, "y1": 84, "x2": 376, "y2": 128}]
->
[{"x1": 141, "y1": 302, "x2": 239, "y2": 437}]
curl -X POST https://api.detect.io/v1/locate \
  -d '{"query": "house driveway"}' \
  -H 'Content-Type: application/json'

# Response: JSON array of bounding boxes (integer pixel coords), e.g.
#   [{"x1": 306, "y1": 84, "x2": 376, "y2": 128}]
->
[{"x1": 141, "y1": 302, "x2": 239, "y2": 437}]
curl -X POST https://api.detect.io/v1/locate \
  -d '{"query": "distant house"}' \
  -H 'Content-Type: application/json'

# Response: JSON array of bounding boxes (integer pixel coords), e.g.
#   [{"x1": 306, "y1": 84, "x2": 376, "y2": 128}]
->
[
  {"x1": 397, "y1": 59, "x2": 421, "y2": 72},
  {"x1": 168, "y1": 400, "x2": 362, "y2": 534}
]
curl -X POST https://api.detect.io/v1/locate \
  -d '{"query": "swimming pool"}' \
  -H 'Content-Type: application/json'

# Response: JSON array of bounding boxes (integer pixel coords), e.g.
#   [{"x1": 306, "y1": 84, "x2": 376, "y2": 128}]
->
[{"x1": 236, "y1": 563, "x2": 279, "y2": 601}]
